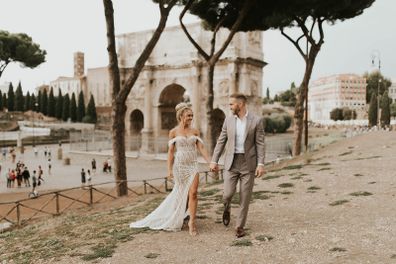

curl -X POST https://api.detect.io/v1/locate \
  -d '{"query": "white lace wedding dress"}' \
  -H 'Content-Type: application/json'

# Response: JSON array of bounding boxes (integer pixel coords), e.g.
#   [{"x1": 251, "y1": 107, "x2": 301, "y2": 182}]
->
[{"x1": 130, "y1": 135, "x2": 203, "y2": 231}]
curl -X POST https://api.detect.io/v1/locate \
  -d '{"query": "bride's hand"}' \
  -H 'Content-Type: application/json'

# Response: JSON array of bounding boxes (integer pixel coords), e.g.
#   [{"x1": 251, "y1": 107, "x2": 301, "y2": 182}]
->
[{"x1": 167, "y1": 173, "x2": 174, "y2": 180}]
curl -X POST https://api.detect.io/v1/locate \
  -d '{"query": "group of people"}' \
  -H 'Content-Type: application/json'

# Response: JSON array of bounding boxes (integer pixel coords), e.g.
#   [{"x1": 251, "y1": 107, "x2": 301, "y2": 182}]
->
[
  {"x1": 131, "y1": 93, "x2": 265, "y2": 239},
  {"x1": 4, "y1": 161, "x2": 44, "y2": 193},
  {"x1": 2, "y1": 145, "x2": 48, "y2": 196}
]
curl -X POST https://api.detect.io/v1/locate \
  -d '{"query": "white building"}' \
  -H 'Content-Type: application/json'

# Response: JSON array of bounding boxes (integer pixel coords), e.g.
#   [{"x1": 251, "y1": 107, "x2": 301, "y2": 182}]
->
[
  {"x1": 308, "y1": 74, "x2": 366, "y2": 122},
  {"x1": 49, "y1": 51, "x2": 87, "y2": 98}
]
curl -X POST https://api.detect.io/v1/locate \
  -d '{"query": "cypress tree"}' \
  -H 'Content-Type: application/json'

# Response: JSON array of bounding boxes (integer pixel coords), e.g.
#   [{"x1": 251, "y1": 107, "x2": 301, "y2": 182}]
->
[
  {"x1": 77, "y1": 90, "x2": 85, "y2": 122},
  {"x1": 85, "y1": 94, "x2": 97, "y2": 123},
  {"x1": 37, "y1": 91, "x2": 42, "y2": 113},
  {"x1": 62, "y1": 94, "x2": 70, "y2": 121},
  {"x1": 2, "y1": 93, "x2": 7, "y2": 111},
  {"x1": 368, "y1": 93, "x2": 378, "y2": 127},
  {"x1": 15, "y1": 81, "x2": 24, "y2": 111},
  {"x1": 47, "y1": 87, "x2": 56, "y2": 117},
  {"x1": 30, "y1": 94, "x2": 37, "y2": 111},
  {"x1": 0, "y1": 91, "x2": 2, "y2": 110},
  {"x1": 380, "y1": 91, "x2": 391, "y2": 126},
  {"x1": 24, "y1": 91, "x2": 31, "y2": 111},
  {"x1": 70, "y1": 93, "x2": 77, "y2": 122},
  {"x1": 7, "y1": 82, "x2": 15, "y2": 111},
  {"x1": 55, "y1": 89, "x2": 63, "y2": 120},
  {"x1": 41, "y1": 89, "x2": 48, "y2": 115}
]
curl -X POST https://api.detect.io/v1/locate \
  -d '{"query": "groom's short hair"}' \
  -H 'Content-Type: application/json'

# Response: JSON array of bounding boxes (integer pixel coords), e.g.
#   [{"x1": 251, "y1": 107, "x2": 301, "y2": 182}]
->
[{"x1": 230, "y1": 93, "x2": 247, "y2": 103}]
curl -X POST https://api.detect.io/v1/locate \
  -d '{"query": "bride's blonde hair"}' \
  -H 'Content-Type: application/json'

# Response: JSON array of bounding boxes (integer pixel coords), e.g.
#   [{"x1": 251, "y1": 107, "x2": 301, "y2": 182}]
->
[{"x1": 175, "y1": 102, "x2": 192, "y2": 122}]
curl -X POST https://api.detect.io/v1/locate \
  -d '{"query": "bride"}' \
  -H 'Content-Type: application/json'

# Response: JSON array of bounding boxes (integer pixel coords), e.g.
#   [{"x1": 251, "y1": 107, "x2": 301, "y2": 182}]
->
[{"x1": 130, "y1": 102, "x2": 211, "y2": 236}]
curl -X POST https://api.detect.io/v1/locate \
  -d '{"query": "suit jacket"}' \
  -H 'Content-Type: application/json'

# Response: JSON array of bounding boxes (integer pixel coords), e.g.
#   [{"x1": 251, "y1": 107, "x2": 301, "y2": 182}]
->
[{"x1": 211, "y1": 112, "x2": 265, "y2": 172}]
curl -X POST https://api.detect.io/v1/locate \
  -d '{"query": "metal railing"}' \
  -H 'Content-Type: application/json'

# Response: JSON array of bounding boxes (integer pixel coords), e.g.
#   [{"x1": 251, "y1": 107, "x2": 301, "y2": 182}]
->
[{"x1": 0, "y1": 169, "x2": 223, "y2": 229}]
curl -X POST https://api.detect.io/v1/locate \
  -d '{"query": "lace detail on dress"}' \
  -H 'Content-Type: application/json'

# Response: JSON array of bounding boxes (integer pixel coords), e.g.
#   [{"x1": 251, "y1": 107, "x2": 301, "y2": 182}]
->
[{"x1": 130, "y1": 135, "x2": 203, "y2": 231}]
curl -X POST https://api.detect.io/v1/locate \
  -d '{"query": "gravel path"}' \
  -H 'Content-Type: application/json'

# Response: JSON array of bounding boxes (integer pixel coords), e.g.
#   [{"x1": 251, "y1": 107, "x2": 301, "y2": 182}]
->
[{"x1": 94, "y1": 131, "x2": 396, "y2": 264}]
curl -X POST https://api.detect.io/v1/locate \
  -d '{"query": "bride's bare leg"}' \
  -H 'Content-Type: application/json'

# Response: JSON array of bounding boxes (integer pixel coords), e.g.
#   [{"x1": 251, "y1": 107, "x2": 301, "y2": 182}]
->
[{"x1": 188, "y1": 174, "x2": 199, "y2": 236}]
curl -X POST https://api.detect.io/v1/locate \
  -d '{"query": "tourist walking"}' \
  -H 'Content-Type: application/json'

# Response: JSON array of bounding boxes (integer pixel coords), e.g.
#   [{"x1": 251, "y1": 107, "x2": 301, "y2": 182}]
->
[
  {"x1": 22, "y1": 166, "x2": 31, "y2": 187},
  {"x1": 81, "y1": 168, "x2": 86, "y2": 186}
]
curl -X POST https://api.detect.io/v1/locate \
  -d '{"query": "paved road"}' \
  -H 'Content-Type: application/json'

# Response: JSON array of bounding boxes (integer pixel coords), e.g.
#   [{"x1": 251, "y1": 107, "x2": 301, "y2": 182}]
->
[{"x1": 0, "y1": 143, "x2": 172, "y2": 196}]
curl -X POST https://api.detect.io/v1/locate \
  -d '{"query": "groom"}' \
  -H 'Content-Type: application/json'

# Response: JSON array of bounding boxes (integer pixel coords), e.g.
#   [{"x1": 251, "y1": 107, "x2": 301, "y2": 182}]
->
[{"x1": 210, "y1": 93, "x2": 265, "y2": 238}]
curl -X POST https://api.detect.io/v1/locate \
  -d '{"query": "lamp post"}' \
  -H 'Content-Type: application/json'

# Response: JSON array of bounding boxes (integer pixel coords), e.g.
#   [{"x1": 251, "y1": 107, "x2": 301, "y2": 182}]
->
[{"x1": 371, "y1": 50, "x2": 381, "y2": 127}]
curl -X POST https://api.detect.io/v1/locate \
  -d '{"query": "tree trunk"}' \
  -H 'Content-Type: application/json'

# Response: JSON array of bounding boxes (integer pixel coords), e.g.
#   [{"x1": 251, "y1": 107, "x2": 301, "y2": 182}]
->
[
  {"x1": 103, "y1": 0, "x2": 176, "y2": 196},
  {"x1": 112, "y1": 103, "x2": 128, "y2": 196},
  {"x1": 293, "y1": 56, "x2": 316, "y2": 156},
  {"x1": 304, "y1": 83, "x2": 309, "y2": 151},
  {"x1": 206, "y1": 64, "x2": 215, "y2": 152}
]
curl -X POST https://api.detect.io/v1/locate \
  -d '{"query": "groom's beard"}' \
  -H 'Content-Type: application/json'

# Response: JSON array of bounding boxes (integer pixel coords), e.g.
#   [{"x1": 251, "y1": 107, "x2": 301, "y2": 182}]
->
[{"x1": 231, "y1": 107, "x2": 240, "y2": 116}]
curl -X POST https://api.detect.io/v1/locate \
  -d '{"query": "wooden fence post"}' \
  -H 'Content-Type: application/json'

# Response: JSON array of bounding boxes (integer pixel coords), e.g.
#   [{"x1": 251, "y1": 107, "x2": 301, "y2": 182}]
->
[
  {"x1": 143, "y1": 180, "x2": 147, "y2": 194},
  {"x1": 164, "y1": 178, "x2": 168, "y2": 192},
  {"x1": 16, "y1": 202, "x2": 21, "y2": 226},
  {"x1": 205, "y1": 172, "x2": 208, "y2": 183},
  {"x1": 89, "y1": 185, "x2": 93, "y2": 205},
  {"x1": 55, "y1": 192, "x2": 60, "y2": 215}
]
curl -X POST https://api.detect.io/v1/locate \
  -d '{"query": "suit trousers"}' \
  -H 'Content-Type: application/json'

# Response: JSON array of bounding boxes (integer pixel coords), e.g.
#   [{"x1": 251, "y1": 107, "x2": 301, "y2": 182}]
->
[{"x1": 223, "y1": 153, "x2": 255, "y2": 228}]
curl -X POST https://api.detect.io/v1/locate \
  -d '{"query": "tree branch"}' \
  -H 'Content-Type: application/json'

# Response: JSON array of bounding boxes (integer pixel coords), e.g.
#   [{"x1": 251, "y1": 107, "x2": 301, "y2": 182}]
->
[
  {"x1": 119, "y1": 0, "x2": 178, "y2": 103},
  {"x1": 295, "y1": 16, "x2": 315, "y2": 46},
  {"x1": 317, "y1": 17, "x2": 325, "y2": 45},
  {"x1": 103, "y1": 0, "x2": 121, "y2": 100},
  {"x1": 209, "y1": 15, "x2": 227, "y2": 57},
  {"x1": 281, "y1": 29, "x2": 307, "y2": 61},
  {"x1": 179, "y1": 0, "x2": 210, "y2": 61},
  {"x1": 309, "y1": 17, "x2": 317, "y2": 40},
  {"x1": 211, "y1": 0, "x2": 255, "y2": 64}
]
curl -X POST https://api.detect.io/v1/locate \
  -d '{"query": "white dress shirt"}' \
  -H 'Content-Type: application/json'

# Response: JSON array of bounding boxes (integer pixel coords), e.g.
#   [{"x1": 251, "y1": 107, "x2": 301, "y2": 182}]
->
[{"x1": 234, "y1": 112, "x2": 248, "y2": 153}]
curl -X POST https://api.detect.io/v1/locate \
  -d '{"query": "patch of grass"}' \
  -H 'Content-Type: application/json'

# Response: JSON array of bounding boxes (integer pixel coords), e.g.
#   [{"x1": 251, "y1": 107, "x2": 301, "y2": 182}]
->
[
  {"x1": 368, "y1": 181, "x2": 376, "y2": 184},
  {"x1": 280, "y1": 191, "x2": 293, "y2": 195},
  {"x1": 318, "y1": 167, "x2": 331, "y2": 171},
  {"x1": 145, "y1": 253, "x2": 160, "y2": 259},
  {"x1": 283, "y1": 165, "x2": 303, "y2": 170},
  {"x1": 329, "y1": 247, "x2": 347, "y2": 252},
  {"x1": 255, "y1": 235, "x2": 274, "y2": 242},
  {"x1": 391, "y1": 254, "x2": 396, "y2": 259},
  {"x1": 200, "y1": 188, "x2": 220, "y2": 197},
  {"x1": 354, "y1": 173, "x2": 364, "y2": 177},
  {"x1": 312, "y1": 162, "x2": 331, "y2": 166},
  {"x1": 81, "y1": 243, "x2": 116, "y2": 261},
  {"x1": 307, "y1": 186, "x2": 321, "y2": 191},
  {"x1": 303, "y1": 179, "x2": 313, "y2": 182},
  {"x1": 206, "y1": 179, "x2": 224, "y2": 187},
  {"x1": 252, "y1": 191, "x2": 272, "y2": 200},
  {"x1": 278, "y1": 183, "x2": 294, "y2": 188},
  {"x1": 231, "y1": 239, "x2": 252, "y2": 247},
  {"x1": 329, "y1": 200, "x2": 349, "y2": 206},
  {"x1": 262, "y1": 175, "x2": 281, "y2": 181},
  {"x1": 339, "y1": 151, "x2": 353, "y2": 156},
  {"x1": 290, "y1": 176, "x2": 303, "y2": 180},
  {"x1": 355, "y1": 155, "x2": 382, "y2": 160},
  {"x1": 196, "y1": 215, "x2": 208, "y2": 219},
  {"x1": 349, "y1": 191, "x2": 372, "y2": 196}
]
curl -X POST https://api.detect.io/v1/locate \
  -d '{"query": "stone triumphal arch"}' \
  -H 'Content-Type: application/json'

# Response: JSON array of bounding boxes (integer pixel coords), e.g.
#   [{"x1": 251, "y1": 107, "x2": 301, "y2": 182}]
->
[{"x1": 115, "y1": 23, "x2": 266, "y2": 153}]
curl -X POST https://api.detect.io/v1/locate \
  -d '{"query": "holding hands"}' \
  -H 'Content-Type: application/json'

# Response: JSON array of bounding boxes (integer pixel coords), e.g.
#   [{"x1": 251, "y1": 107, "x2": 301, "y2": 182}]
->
[{"x1": 209, "y1": 163, "x2": 219, "y2": 172}]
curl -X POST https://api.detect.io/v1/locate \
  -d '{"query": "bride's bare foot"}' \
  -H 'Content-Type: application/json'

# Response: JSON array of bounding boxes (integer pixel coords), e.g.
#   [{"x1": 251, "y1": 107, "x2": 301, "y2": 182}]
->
[{"x1": 188, "y1": 221, "x2": 198, "y2": 236}]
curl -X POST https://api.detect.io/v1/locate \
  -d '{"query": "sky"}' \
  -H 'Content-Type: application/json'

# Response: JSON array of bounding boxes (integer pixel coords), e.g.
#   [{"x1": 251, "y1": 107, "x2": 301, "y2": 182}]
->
[{"x1": 0, "y1": 0, "x2": 395, "y2": 96}]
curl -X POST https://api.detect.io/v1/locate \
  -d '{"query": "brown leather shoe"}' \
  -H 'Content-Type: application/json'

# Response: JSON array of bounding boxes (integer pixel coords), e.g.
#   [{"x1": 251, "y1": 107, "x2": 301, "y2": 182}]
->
[
  {"x1": 222, "y1": 203, "x2": 230, "y2": 226},
  {"x1": 235, "y1": 227, "x2": 246, "y2": 238}
]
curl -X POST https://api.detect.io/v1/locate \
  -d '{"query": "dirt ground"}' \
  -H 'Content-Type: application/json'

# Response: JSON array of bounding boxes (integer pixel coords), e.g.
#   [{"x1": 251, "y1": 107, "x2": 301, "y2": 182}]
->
[{"x1": 1, "y1": 130, "x2": 396, "y2": 264}]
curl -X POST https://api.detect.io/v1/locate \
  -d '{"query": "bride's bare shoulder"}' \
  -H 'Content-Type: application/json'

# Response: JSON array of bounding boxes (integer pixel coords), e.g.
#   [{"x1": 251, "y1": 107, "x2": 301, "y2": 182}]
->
[{"x1": 169, "y1": 127, "x2": 178, "y2": 138}]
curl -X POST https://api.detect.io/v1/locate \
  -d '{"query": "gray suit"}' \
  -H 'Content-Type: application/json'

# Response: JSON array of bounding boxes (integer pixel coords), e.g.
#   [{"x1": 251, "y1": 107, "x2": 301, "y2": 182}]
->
[{"x1": 211, "y1": 112, "x2": 265, "y2": 228}]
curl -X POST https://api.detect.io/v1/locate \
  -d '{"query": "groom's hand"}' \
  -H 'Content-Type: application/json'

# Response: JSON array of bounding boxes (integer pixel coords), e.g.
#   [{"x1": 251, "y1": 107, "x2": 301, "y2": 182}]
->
[
  {"x1": 209, "y1": 163, "x2": 219, "y2": 172},
  {"x1": 255, "y1": 165, "x2": 265, "y2": 178}
]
